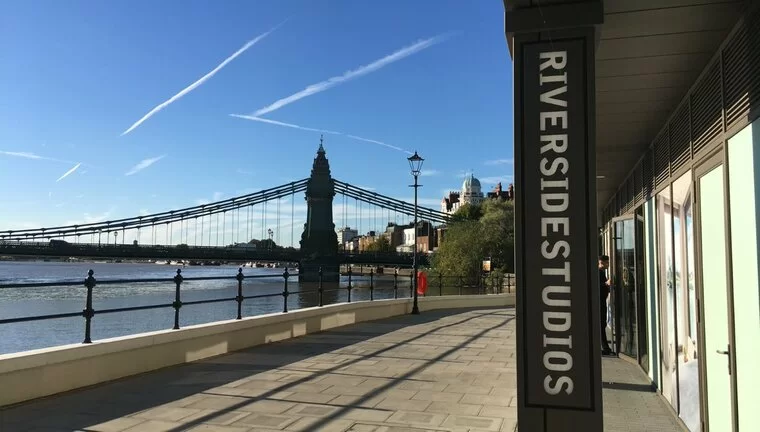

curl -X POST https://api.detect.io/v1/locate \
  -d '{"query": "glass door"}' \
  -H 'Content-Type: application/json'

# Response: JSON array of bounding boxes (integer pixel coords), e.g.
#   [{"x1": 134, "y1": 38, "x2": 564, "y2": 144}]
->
[
  {"x1": 695, "y1": 158, "x2": 734, "y2": 431},
  {"x1": 635, "y1": 208, "x2": 649, "y2": 372},
  {"x1": 613, "y1": 217, "x2": 638, "y2": 358}
]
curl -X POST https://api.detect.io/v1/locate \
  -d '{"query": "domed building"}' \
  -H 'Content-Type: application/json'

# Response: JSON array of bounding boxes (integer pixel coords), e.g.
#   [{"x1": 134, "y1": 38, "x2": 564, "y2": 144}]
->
[
  {"x1": 461, "y1": 174, "x2": 485, "y2": 206},
  {"x1": 441, "y1": 173, "x2": 486, "y2": 214}
]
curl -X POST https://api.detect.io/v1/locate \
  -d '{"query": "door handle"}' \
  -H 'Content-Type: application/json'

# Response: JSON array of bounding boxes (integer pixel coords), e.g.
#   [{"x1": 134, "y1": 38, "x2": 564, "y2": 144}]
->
[{"x1": 716, "y1": 345, "x2": 732, "y2": 375}]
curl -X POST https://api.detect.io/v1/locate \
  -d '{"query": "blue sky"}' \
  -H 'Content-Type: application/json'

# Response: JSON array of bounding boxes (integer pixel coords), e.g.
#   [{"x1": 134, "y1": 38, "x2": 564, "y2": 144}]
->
[{"x1": 0, "y1": 0, "x2": 514, "y2": 246}]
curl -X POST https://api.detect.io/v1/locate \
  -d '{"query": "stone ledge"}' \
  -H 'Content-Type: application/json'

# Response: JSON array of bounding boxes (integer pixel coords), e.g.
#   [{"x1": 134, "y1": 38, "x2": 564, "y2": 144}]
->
[{"x1": 0, "y1": 293, "x2": 514, "y2": 407}]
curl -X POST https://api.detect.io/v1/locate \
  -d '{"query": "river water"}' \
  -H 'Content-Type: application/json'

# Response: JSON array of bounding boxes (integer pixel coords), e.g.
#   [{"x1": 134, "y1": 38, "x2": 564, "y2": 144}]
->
[{"x1": 0, "y1": 261, "x2": 412, "y2": 355}]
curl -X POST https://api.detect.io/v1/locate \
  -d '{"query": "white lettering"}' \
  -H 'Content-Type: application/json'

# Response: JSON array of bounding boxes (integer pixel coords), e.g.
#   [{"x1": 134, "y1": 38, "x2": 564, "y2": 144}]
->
[
  {"x1": 544, "y1": 351, "x2": 574, "y2": 372},
  {"x1": 538, "y1": 49, "x2": 574, "y2": 397}
]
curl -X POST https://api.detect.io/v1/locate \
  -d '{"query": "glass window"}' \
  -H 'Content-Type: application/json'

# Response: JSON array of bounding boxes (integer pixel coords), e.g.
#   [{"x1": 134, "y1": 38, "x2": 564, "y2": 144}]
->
[
  {"x1": 673, "y1": 171, "x2": 700, "y2": 431},
  {"x1": 657, "y1": 186, "x2": 679, "y2": 410}
]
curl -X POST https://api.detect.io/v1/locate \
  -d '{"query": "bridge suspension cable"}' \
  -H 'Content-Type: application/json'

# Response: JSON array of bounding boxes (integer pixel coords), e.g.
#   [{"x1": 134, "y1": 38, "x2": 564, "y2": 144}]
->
[
  {"x1": 333, "y1": 180, "x2": 449, "y2": 225},
  {"x1": 0, "y1": 179, "x2": 309, "y2": 242}
]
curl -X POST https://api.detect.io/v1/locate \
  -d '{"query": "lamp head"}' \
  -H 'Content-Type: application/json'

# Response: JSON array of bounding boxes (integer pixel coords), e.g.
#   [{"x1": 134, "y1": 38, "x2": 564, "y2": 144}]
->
[{"x1": 407, "y1": 151, "x2": 424, "y2": 176}]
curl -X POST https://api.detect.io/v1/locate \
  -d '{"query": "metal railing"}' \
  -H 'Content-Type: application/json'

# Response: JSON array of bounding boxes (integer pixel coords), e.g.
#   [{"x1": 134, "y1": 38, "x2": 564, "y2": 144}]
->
[{"x1": 0, "y1": 266, "x2": 510, "y2": 348}]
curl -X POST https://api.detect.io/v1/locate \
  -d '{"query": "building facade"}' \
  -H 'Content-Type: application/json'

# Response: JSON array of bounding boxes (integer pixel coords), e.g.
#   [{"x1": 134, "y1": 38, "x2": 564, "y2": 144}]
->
[
  {"x1": 336, "y1": 226, "x2": 358, "y2": 249},
  {"x1": 442, "y1": 176, "x2": 514, "y2": 215},
  {"x1": 596, "y1": 6, "x2": 760, "y2": 431}
]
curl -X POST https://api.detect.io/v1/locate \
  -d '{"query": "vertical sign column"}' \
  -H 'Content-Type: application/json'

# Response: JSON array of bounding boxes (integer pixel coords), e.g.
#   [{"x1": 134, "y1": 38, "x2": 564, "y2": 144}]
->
[{"x1": 514, "y1": 29, "x2": 602, "y2": 432}]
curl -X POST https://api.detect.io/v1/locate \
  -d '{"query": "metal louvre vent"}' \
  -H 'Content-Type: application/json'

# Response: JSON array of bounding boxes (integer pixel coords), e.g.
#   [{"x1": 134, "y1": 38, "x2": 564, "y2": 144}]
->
[
  {"x1": 642, "y1": 150, "x2": 654, "y2": 199},
  {"x1": 723, "y1": 19, "x2": 749, "y2": 130},
  {"x1": 747, "y1": 8, "x2": 760, "y2": 122},
  {"x1": 670, "y1": 101, "x2": 691, "y2": 172},
  {"x1": 690, "y1": 60, "x2": 722, "y2": 155},
  {"x1": 654, "y1": 131, "x2": 670, "y2": 188},
  {"x1": 627, "y1": 176, "x2": 635, "y2": 211},
  {"x1": 634, "y1": 163, "x2": 643, "y2": 204}
]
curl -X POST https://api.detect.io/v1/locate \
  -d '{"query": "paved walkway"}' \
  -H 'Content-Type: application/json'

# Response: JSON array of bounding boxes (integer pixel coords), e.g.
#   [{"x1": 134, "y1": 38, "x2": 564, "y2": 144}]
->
[{"x1": 0, "y1": 307, "x2": 684, "y2": 432}]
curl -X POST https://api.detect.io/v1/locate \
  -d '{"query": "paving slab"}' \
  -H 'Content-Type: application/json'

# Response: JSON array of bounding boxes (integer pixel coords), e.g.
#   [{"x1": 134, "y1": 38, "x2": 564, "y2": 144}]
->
[{"x1": 0, "y1": 307, "x2": 685, "y2": 432}]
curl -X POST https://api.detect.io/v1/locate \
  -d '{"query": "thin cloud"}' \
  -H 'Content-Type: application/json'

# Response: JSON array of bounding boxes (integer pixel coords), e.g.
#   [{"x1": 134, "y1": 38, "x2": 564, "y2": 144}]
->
[
  {"x1": 232, "y1": 115, "x2": 412, "y2": 154},
  {"x1": 420, "y1": 169, "x2": 440, "y2": 177},
  {"x1": 480, "y1": 175, "x2": 513, "y2": 186},
  {"x1": 485, "y1": 158, "x2": 513, "y2": 166},
  {"x1": 121, "y1": 21, "x2": 287, "y2": 136},
  {"x1": 125, "y1": 155, "x2": 166, "y2": 176},
  {"x1": 56, "y1": 163, "x2": 82, "y2": 182},
  {"x1": 251, "y1": 34, "x2": 449, "y2": 117}
]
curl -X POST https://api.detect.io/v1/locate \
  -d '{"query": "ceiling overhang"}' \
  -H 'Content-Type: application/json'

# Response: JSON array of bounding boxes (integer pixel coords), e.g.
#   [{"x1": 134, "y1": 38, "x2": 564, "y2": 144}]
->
[{"x1": 503, "y1": 0, "x2": 746, "y2": 222}]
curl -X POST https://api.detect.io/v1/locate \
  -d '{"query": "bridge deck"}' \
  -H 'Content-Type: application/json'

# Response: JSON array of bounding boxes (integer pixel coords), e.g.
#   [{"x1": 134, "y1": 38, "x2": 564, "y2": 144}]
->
[{"x1": 0, "y1": 308, "x2": 683, "y2": 432}]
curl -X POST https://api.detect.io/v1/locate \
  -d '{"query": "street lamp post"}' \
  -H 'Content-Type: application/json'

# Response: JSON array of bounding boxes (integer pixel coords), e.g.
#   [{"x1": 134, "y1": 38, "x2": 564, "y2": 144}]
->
[{"x1": 407, "y1": 151, "x2": 424, "y2": 315}]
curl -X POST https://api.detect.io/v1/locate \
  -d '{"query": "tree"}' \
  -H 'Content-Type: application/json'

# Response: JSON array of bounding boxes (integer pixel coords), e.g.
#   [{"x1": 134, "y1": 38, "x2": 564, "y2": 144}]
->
[
  {"x1": 365, "y1": 235, "x2": 393, "y2": 253},
  {"x1": 449, "y1": 203, "x2": 482, "y2": 223},
  {"x1": 431, "y1": 199, "x2": 515, "y2": 278},
  {"x1": 479, "y1": 199, "x2": 515, "y2": 273},
  {"x1": 431, "y1": 219, "x2": 484, "y2": 281}
]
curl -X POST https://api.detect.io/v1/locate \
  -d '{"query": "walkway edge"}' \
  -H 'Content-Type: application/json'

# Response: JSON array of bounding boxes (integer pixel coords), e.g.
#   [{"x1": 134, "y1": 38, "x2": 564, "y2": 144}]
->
[{"x1": 0, "y1": 294, "x2": 515, "y2": 408}]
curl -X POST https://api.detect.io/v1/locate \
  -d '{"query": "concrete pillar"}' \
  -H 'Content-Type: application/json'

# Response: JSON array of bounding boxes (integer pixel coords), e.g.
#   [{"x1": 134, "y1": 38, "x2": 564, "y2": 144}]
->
[{"x1": 505, "y1": 1, "x2": 604, "y2": 430}]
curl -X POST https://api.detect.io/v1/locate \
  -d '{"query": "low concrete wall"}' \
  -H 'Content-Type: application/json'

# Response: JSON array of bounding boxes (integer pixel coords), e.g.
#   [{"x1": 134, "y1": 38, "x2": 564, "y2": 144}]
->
[{"x1": 0, "y1": 294, "x2": 514, "y2": 407}]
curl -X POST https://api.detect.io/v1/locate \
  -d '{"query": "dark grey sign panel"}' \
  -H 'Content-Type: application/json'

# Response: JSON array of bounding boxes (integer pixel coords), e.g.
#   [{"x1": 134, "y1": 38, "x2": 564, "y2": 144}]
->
[{"x1": 519, "y1": 37, "x2": 596, "y2": 410}]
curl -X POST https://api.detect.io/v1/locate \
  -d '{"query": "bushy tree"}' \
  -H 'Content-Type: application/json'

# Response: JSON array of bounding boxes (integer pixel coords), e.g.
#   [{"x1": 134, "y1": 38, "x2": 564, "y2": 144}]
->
[
  {"x1": 431, "y1": 199, "x2": 514, "y2": 279},
  {"x1": 365, "y1": 235, "x2": 393, "y2": 253}
]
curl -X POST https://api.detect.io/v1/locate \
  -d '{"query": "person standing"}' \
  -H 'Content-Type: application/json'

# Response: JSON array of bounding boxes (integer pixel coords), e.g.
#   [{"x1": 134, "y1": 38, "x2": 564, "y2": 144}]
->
[{"x1": 599, "y1": 255, "x2": 613, "y2": 355}]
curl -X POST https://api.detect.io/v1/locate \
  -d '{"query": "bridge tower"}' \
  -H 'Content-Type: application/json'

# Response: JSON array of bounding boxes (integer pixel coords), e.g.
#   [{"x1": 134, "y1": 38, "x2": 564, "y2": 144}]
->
[{"x1": 298, "y1": 138, "x2": 339, "y2": 282}]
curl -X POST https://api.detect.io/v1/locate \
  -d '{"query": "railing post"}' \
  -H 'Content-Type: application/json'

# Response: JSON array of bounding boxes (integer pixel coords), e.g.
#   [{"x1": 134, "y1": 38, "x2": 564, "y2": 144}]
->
[
  {"x1": 459, "y1": 275, "x2": 463, "y2": 296},
  {"x1": 82, "y1": 269, "x2": 96, "y2": 344},
  {"x1": 173, "y1": 269, "x2": 183, "y2": 330},
  {"x1": 369, "y1": 267, "x2": 374, "y2": 301},
  {"x1": 409, "y1": 270, "x2": 414, "y2": 298},
  {"x1": 318, "y1": 266, "x2": 324, "y2": 307},
  {"x1": 282, "y1": 268, "x2": 290, "y2": 313},
  {"x1": 236, "y1": 267, "x2": 244, "y2": 319},
  {"x1": 347, "y1": 267, "x2": 353, "y2": 302},
  {"x1": 393, "y1": 268, "x2": 399, "y2": 299},
  {"x1": 439, "y1": 272, "x2": 443, "y2": 296}
]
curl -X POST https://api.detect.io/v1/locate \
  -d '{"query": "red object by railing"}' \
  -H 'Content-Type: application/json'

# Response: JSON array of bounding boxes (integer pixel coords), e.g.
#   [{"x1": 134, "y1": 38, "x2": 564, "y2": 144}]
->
[{"x1": 417, "y1": 271, "x2": 428, "y2": 295}]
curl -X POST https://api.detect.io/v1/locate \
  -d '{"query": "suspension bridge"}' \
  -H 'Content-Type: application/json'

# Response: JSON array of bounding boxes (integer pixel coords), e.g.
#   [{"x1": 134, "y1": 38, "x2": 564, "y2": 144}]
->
[{"x1": 0, "y1": 142, "x2": 451, "y2": 281}]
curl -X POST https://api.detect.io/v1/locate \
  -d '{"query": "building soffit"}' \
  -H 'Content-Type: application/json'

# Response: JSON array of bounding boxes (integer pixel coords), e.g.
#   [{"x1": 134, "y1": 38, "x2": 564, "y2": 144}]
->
[{"x1": 503, "y1": 0, "x2": 745, "y2": 220}]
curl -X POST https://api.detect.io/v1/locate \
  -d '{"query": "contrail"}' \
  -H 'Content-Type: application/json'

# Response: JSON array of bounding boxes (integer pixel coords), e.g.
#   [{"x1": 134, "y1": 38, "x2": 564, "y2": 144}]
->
[
  {"x1": 230, "y1": 114, "x2": 343, "y2": 135},
  {"x1": 125, "y1": 155, "x2": 166, "y2": 176},
  {"x1": 345, "y1": 134, "x2": 411, "y2": 154},
  {"x1": 121, "y1": 20, "x2": 288, "y2": 136},
  {"x1": 0, "y1": 150, "x2": 80, "y2": 165},
  {"x1": 56, "y1": 162, "x2": 81, "y2": 182},
  {"x1": 231, "y1": 114, "x2": 412, "y2": 154},
  {"x1": 251, "y1": 34, "x2": 449, "y2": 117}
]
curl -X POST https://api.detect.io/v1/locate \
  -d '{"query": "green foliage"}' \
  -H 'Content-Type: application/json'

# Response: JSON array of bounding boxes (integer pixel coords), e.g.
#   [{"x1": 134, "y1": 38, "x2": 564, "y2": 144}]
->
[
  {"x1": 449, "y1": 203, "x2": 482, "y2": 223},
  {"x1": 364, "y1": 235, "x2": 394, "y2": 253},
  {"x1": 176, "y1": 243, "x2": 189, "y2": 249},
  {"x1": 248, "y1": 238, "x2": 278, "y2": 249},
  {"x1": 432, "y1": 199, "x2": 515, "y2": 278}
]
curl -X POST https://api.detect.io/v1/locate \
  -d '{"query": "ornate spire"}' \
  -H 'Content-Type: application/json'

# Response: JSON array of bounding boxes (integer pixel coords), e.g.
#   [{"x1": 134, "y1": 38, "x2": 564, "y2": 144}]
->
[{"x1": 318, "y1": 134, "x2": 325, "y2": 153}]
